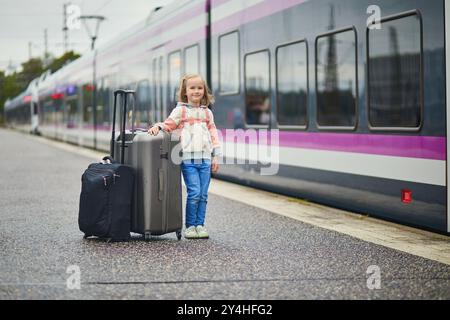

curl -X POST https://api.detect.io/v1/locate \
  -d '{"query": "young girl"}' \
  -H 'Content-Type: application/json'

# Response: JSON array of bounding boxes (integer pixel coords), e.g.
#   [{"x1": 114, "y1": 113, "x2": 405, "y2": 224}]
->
[{"x1": 148, "y1": 74, "x2": 221, "y2": 239}]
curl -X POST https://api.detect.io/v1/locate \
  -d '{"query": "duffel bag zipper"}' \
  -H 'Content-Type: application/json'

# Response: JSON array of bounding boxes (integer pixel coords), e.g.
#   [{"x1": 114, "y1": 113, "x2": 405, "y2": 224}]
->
[{"x1": 86, "y1": 168, "x2": 121, "y2": 185}]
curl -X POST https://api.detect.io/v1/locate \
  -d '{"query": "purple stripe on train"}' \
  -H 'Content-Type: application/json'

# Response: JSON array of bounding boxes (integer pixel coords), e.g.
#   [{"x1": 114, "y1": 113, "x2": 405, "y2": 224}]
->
[
  {"x1": 211, "y1": 0, "x2": 231, "y2": 8},
  {"x1": 211, "y1": 0, "x2": 309, "y2": 35},
  {"x1": 124, "y1": 0, "x2": 312, "y2": 61},
  {"x1": 99, "y1": 0, "x2": 309, "y2": 60},
  {"x1": 219, "y1": 129, "x2": 446, "y2": 160},
  {"x1": 99, "y1": 2, "x2": 207, "y2": 59}
]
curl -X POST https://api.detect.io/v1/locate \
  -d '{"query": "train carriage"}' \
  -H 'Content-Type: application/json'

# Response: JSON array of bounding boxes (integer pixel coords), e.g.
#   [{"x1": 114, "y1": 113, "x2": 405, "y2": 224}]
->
[{"x1": 4, "y1": 0, "x2": 450, "y2": 234}]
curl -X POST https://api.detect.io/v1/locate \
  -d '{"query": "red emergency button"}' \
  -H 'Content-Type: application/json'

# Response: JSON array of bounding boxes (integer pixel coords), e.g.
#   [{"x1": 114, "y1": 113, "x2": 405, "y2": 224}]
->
[{"x1": 401, "y1": 189, "x2": 412, "y2": 203}]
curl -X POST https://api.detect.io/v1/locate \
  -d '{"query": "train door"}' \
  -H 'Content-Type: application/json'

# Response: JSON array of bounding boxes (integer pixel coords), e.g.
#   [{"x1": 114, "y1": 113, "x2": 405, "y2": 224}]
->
[
  {"x1": 159, "y1": 55, "x2": 166, "y2": 121},
  {"x1": 31, "y1": 82, "x2": 39, "y2": 134},
  {"x1": 31, "y1": 102, "x2": 39, "y2": 134},
  {"x1": 54, "y1": 92, "x2": 64, "y2": 140},
  {"x1": 65, "y1": 94, "x2": 79, "y2": 145},
  {"x1": 168, "y1": 50, "x2": 181, "y2": 110},
  {"x1": 446, "y1": 0, "x2": 450, "y2": 233},
  {"x1": 152, "y1": 50, "x2": 166, "y2": 123},
  {"x1": 150, "y1": 57, "x2": 156, "y2": 123}
]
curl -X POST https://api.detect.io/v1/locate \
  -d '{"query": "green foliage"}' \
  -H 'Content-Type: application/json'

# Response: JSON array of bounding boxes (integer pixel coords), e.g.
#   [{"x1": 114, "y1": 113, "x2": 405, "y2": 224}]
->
[
  {"x1": 46, "y1": 51, "x2": 80, "y2": 73},
  {"x1": 18, "y1": 58, "x2": 44, "y2": 89}
]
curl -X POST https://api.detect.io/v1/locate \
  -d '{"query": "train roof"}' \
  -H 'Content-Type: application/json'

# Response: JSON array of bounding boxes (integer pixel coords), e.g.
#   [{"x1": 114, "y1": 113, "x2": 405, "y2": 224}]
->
[
  {"x1": 4, "y1": 91, "x2": 30, "y2": 110},
  {"x1": 4, "y1": 0, "x2": 198, "y2": 107}
]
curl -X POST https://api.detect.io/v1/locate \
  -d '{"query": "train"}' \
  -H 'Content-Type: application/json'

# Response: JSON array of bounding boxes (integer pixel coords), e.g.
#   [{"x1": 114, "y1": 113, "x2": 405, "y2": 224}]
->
[{"x1": 4, "y1": 0, "x2": 449, "y2": 235}]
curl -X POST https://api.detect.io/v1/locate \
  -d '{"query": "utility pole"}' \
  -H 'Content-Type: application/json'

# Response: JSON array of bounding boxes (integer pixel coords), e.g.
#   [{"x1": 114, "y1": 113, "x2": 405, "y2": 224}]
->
[
  {"x1": 44, "y1": 29, "x2": 48, "y2": 57},
  {"x1": 63, "y1": 3, "x2": 69, "y2": 53},
  {"x1": 80, "y1": 15, "x2": 106, "y2": 150},
  {"x1": 43, "y1": 28, "x2": 50, "y2": 67},
  {"x1": 28, "y1": 42, "x2": 32, "y2": 60},
  {"x1": 6, "y1": 59, "x2": 15, "y2": 75}
]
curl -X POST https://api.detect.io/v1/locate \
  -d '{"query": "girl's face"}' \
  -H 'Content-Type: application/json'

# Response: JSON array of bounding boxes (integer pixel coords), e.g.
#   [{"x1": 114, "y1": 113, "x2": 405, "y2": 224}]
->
[{"x1": 185, "y1": 77, "x2": 205, "y2": 106}]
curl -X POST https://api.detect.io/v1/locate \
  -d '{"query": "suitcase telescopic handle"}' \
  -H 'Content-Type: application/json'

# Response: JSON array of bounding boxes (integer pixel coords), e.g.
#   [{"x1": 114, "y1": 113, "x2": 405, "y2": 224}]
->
[
  {"x1": 114, "y1": 89, "x2": 135, "y2": 95},
  {"x1": 111, "y1": 89, "x2": 136, "y2": 164}
]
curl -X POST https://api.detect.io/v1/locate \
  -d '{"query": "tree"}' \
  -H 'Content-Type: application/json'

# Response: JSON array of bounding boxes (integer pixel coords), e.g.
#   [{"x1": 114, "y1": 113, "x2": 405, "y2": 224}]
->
[
  {"x1": 46, "y1": 51, "x2": 80, "y2": 73},
  {"x1": 18, "y1": 58, "x2": 44, "y2": 90},
  {"x1": 0, "y1": 70, "x2": 5, "y2": 125},
  {"x1": 0, "y1": 71, "x2": 23, "y2": 125}
]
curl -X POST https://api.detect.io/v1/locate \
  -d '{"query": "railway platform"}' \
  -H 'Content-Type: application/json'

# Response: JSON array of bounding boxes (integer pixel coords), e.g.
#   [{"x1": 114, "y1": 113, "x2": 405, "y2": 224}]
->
[{"x1": 0, "y1": 128, "x2": 449, "y2": 300}]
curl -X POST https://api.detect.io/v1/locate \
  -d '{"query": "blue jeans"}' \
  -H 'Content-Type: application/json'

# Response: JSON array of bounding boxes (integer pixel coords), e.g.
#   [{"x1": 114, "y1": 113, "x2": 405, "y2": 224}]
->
[{"x1": 181, "y1": 159, "x2": 211, "y2": 228}]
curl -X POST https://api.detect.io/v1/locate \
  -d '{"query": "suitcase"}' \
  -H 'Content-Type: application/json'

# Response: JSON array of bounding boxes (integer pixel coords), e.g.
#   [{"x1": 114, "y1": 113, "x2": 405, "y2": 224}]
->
[
  {"x1": 131, "y1": 132, "x2": 183, "y2": 240},
  {"x1": 78, "y1": 89, "x2": 136, "y2": 242},
  {"x1": 110, "y1": 97, "x2": 183, "y2": 240}
]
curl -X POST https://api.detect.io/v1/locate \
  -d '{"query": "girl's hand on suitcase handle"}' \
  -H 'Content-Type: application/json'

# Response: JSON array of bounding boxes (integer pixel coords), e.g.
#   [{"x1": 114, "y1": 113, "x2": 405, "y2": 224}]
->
[{"x1": 148, "y1": 125, "x2": 160, "y2": 135}]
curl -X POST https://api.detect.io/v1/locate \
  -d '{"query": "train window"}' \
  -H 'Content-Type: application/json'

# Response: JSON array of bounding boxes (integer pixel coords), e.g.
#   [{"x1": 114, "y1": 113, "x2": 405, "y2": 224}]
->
[
  {"x1": 136, "y1": 80, "x2": 151, "y2": 128},
  {"x1": 54, "y1": 95, "x2": 64, "y2": 129},
  {"x1": 219, "y1": 31, "x2": 240, "y2": 94},
  {"x1": 153, "y1": 56, "x2": 165, "y2": 122},
  {"x1": 315, "y1": 28, "x2": 357, "y2": 129},
  {"x1": 66, "y1": 98, "x2": 78, "y2": 129},
  {"x1": 276, "y1": 40, "x2": 308, "y2": 128},
  {"x1": 97, "y1": 77, "x2": 109, "y2": 126},
  {"x1": 82, "y1": 83, "x2": 93, "y2": 125},
  {"x1": 184, "y1": 44, "x2": 199, "y2": 75},
  {"x1": 244, "y1": 50, "x2": 270, "y2": 126},
  {"x1": 367, "y1": 12, "x2": 422, "y2": 129},
  {"x1": 103, "y1": 78, "x2": 111, "y2": 126},
  {"x1": 168, "y1": 51, "x2": 181, "y2": 109},
  {"x1": 43, "y1": 98, "x2": 53, "y2": 125}
]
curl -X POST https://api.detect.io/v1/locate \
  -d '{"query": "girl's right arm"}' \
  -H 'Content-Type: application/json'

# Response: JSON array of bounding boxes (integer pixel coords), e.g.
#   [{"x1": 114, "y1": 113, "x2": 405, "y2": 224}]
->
[
  {"x1": 147, "y1": 125, "x2": 160, "y2": 135},
  {"x1": 148, "y1": 106, "x2": 182, "y2": 135}
]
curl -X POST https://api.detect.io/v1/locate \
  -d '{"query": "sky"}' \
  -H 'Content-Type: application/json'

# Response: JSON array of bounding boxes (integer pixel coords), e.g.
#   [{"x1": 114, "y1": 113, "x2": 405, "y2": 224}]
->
[{"x1": 0, "y1": 0, "x2": 174, "y2": 72}]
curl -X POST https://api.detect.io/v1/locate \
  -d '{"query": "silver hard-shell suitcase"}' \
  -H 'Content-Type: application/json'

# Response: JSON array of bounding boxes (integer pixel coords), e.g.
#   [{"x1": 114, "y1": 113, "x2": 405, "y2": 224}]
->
[{"x1": 130, "y1": 132, "x2": 183, "y2": 240}]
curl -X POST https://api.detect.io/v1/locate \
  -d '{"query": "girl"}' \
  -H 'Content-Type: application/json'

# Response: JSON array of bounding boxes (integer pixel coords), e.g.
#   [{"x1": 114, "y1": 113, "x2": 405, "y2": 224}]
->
[{"x1": 148, "y1": 74, "x2": 221, "y2": 239}]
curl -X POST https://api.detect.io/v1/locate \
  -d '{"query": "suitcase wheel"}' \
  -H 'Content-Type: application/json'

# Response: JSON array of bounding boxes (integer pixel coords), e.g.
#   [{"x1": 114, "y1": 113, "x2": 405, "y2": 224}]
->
[{"x1": 176, "y1": 230, "x2": 182, "y2": 241}]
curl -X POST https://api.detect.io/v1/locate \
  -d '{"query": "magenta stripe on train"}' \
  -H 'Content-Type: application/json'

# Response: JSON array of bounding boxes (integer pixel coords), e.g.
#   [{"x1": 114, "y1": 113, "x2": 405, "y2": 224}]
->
[
  {"x1": 76, "y1": 125, "x2": 445, "y2": 160},
  {"x1": 219, "y1": 129, "x2": 446, "y2": 161}
]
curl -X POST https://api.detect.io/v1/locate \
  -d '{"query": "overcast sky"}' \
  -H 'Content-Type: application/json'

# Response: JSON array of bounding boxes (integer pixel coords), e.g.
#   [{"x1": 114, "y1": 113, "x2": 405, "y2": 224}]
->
[{"x1": 0, "y1": 0, "x2": 174, "y2": 72}]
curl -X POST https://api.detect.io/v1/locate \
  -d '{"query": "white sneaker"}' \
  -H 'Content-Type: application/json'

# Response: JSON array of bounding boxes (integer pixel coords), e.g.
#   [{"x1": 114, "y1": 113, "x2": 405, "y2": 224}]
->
[
  {"x1": 184, "y1": 226, "x2": 197, "y2": 239},
  {"x1": 196, "y1": 225, "x2": 209, "y2": 239}
]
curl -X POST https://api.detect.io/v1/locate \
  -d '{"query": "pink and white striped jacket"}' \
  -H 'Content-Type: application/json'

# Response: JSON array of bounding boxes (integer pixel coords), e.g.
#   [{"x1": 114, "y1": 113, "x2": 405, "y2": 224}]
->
[{"x1": 156, "y1": 102, "x2": 221, "y2": 160}]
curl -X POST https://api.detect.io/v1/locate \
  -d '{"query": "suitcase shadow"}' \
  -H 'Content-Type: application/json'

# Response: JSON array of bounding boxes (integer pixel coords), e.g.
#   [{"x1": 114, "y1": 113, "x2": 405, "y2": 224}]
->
[
  {"x1": 81, "y1": 233, "x2": 180, "y2": 243},
  {"x1": 129, "y1": 233, "x2": 180, "y2": 242}
]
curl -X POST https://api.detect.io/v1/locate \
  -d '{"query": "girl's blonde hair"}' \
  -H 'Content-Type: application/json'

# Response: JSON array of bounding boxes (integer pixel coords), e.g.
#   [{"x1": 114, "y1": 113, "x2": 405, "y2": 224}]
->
[{"x1": 176, "y1": 74, "x2": 215, "y2": 106}]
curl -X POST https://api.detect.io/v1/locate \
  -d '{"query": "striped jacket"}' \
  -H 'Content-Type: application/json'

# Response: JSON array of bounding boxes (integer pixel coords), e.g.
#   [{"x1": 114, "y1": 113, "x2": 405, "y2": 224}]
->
[{"x1": 156, "y1": 102, "x2": 221, "y2": 160}]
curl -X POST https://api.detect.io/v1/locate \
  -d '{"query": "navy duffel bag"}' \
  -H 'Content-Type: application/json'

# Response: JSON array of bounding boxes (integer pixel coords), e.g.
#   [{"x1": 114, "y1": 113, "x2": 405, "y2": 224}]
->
[{"x1": 78, "y1": 156, "x2": 135, "y2": 242}]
